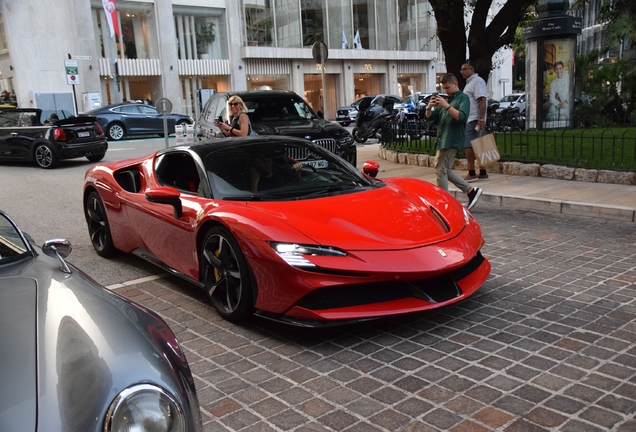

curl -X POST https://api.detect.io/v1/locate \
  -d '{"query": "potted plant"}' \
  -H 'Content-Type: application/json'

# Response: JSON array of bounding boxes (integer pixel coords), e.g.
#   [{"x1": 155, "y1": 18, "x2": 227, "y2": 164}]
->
[
  {"x1": 196, "y1": 21, "x2": 215, "y2": 58},
  {"x1": 245, "y1": 6, "x2": 271, "y2": 46}
]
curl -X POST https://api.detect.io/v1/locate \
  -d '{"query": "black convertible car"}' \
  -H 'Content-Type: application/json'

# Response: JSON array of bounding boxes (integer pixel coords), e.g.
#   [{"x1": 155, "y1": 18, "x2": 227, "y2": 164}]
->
[{"x1": 0, "y1": 108, "x2": 108, "y2": 169}]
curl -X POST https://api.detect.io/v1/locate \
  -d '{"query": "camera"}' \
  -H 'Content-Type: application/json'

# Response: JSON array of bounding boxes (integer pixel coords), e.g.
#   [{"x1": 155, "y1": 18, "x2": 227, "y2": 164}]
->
[{"x1": 215, "y1": 115, "x2": 223, "y2": 125}]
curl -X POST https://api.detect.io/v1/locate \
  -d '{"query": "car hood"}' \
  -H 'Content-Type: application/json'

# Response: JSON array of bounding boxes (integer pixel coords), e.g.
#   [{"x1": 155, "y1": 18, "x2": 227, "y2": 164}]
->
[
  {"x1": 246, "y1": 179, "x2": 467, "y2": 250},
  {"x1": 253, "y1": 118, "x2": 347, "y2": 139},
  {"x1": 0, "y1": 250, "x2": 197, "y2": 432}
]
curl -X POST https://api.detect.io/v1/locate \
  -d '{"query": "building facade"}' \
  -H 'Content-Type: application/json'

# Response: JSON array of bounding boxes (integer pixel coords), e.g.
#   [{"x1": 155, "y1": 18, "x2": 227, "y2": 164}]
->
[{"x1": 0, "y1": 0, "x2": 511, "y2": 119}]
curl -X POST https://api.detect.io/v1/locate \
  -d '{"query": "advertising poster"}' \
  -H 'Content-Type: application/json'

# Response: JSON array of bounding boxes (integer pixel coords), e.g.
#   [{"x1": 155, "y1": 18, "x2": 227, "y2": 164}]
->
[{"x1": 543, "y1": 38, "x2": 575, "y2": 127}]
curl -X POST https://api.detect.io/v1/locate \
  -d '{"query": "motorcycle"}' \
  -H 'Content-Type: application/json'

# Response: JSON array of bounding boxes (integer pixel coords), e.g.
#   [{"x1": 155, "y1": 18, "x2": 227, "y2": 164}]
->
[
  {"x1": 396, "y1": 100, "x2": 424, "y2": 139},
  {"x1": 485, "y1": 99, "x2": 500, "y2": 133},
  {"x1": 352, "y1": 97, "x2": 396, "y2": 143},
  {"x1": 485, "y1": 100, "x2": 526, "y2": 132},
  {"x1": 498, "y1": 106, "x2": 526, "y2": 131}
]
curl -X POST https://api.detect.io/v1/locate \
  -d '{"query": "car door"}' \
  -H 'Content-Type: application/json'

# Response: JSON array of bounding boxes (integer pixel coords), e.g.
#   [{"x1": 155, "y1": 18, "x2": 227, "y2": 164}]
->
[
  {"x1": 138, "y1": 105, "x2": 165, "y2": 134},
  {"x1": 0, "y1": 111, "x2": 44, "y2": 160},
  {"x1": 124, "y1": 152, "x2": 206, "y2": 277},
  {"x1": 196, "y1": 95, "x2": 223, "y2": 136},
  {"x1": 116, "y1": 104, "x2": 145, "y2": 134}
]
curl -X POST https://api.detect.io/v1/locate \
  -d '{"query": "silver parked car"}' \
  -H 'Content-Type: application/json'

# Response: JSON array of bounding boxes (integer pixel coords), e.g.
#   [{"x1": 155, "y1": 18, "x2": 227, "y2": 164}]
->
[
  {"x1": 496, "y1": 93, "x2": 526, "y2": 114},
  {"x1": 0, "y1": 210, "x2": 202, "y2": 432}
]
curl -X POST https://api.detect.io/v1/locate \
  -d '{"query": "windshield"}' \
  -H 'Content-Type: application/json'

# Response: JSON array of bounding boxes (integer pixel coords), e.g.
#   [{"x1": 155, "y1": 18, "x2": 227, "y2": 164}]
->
[
  {"x1": 204, "y1": 140, "x2": 380, "y2": 201},
  {"x1": 244, "y1": 96, "x2": 318, "y2": 122},
  {"x1": 0, "y1": 213, "x2": 31, "y2": 264}
]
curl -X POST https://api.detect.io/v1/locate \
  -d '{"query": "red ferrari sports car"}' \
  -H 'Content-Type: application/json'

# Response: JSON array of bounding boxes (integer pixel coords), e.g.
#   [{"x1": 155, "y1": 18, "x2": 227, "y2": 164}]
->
[{"x1": 83, "y1": 136, "x2": 490, "y2": 326}]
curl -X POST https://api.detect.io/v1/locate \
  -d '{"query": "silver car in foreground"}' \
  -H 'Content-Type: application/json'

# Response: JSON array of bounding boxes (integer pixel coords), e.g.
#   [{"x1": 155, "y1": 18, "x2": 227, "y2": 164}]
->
[{"x1": 0, "y1": 210, "x2": 202, "y2": 432}]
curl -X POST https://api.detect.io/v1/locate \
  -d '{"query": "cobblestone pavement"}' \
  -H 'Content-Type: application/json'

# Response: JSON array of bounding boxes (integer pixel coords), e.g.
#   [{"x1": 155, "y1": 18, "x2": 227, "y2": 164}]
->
[{"x1": 118, "y1": 209, "x2": 636, "y2": 431}]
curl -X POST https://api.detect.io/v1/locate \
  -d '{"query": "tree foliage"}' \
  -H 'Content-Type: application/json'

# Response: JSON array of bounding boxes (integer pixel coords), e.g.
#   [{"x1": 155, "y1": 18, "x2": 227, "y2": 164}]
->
[
  {"x1": 428, "y1": 0, "x2": 536, "y2": 87},
  {"x1": 572, "y1": 0, "x2": 636, "y2": 116}
]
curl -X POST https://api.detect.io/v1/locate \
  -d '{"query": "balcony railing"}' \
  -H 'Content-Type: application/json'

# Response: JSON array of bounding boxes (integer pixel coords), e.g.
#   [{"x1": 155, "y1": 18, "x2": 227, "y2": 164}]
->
[{"x1": 98, "y1": 58, "x2": 230, "y2": 76}]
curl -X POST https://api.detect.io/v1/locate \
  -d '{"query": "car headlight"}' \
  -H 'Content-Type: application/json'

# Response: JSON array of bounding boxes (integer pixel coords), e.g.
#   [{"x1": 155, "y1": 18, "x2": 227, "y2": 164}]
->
[
  {"x1": 270, "y1": 242, "x2": 347, "y2": 267},
  {"x1": 337, "y1": 134, "x2": 354, "y2": 145},
  {"x1": 104, "y1": 384, "x2": 185, "y2": 432}
]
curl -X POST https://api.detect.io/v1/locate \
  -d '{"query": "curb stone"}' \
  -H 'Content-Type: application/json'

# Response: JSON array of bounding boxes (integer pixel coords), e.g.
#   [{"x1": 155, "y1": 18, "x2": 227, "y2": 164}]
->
[{"x1": 382, "y1": 148, "x2": 636, "y2": 185}]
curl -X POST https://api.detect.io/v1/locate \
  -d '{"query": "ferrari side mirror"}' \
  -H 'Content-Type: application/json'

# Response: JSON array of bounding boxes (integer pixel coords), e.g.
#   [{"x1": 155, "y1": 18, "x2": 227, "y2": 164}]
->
[
  {"x1": 362, "y1": 160, "x2": 380, "y2": 178},
  {"x1": 146, "y1": 187, "x2": 183, "y2": 219}
]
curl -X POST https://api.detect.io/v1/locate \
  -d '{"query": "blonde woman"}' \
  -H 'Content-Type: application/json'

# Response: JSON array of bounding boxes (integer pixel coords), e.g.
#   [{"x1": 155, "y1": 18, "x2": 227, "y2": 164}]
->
[{"x1": 216, "y1": 95, "x2": 252, "y2": 137}]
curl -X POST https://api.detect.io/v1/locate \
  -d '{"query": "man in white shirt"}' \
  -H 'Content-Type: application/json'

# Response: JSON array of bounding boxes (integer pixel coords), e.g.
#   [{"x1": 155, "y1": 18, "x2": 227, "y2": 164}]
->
[
  {"x1": 548, "y1": 61, "x2": 570, "y2": 120},
  {"x1": 460, "y1": 60, "x2": 488, "y2": 182}
]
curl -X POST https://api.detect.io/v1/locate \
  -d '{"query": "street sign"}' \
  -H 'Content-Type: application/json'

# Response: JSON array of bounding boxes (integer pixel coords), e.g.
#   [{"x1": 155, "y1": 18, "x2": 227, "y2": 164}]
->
[
  {"x1": 71, "y1": 55, "x2": 92, "y2": 60},
  {"x1": 156, "y1": 97, "x2": 172, "y2": 114},
  {"x1": 312, "y1": 41, "x2": 328, "y2": 64},
  {"x1": 65, "y1": 59, "x2": 79, "y2": 85}
]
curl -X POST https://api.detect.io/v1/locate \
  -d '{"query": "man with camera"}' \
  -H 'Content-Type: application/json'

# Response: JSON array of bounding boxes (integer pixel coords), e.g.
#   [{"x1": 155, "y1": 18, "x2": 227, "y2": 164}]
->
[{"x1": 425, "y1": 73, "x2": 483, "y2": 211}]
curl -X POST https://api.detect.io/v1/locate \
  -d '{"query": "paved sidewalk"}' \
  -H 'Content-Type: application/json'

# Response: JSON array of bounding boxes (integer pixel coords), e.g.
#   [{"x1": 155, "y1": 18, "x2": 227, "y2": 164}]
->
[{"x1": 355, "y1": 144, "x2": 636, "y2": 223}]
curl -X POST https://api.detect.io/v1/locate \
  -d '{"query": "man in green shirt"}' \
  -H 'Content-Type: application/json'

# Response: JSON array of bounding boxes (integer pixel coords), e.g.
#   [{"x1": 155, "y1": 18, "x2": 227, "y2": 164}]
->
[{"x1": 425, "y1": 73, "x2": 483, "y2": 210}]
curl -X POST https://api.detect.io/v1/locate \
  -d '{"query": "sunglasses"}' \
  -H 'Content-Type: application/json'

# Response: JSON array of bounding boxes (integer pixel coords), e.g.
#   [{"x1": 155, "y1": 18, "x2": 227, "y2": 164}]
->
[{"x1": 229, "y1": 102, "x2": 240, "y2": 106}]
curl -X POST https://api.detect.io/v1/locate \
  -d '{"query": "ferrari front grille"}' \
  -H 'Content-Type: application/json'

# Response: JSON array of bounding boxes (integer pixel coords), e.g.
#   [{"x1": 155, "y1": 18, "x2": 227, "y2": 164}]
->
[{"x1": 295, "y1": 252, "x2": 485, "y2": 310}]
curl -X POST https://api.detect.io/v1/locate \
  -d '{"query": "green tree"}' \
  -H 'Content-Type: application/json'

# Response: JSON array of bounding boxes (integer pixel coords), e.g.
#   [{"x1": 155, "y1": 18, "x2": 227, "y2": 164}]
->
[
  {"x1": 428, "y1": 0, "x2": 537, "y2": 86},
  {"x1": 572, "y1": 0, "x2": 636, "y2": 116}
]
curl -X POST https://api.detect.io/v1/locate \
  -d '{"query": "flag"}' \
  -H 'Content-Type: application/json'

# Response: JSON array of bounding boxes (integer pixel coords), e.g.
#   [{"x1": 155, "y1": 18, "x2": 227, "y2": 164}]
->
[
  {"x1": 354, "y1": 30, "x2": 362, "y2": 49},
  {"x1": 102, "y1": 0, "x2": 120, "y2": 38},
  {"x1": 342, "y1": 31, "x2": 348, "y2": 49}
]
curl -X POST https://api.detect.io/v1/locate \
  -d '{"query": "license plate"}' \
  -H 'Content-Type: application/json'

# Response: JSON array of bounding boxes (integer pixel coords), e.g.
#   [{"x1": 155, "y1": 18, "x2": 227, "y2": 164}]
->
[
  {"x1": 77, "y1": 131, "x2": 91, "y2": 138},
  {"x1": 303, "y1": 160, "x2": 328, "y2": 169}
]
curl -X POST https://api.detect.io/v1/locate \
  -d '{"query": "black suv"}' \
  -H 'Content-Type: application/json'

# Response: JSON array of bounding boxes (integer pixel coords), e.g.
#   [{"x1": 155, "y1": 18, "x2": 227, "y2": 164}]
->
[{"x1": 196, "y1": 90, "x2": 357, "y2": 165}]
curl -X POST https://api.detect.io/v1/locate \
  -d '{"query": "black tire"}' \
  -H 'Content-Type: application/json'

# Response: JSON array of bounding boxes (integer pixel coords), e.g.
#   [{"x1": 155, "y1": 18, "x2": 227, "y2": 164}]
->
[
  {"x1": 86, "y1": 153, "x2": 105, "y2": 162},
  {"x1": 201, "y1": 226, "x2": 254, "y2": 321},
  {"x1": 85, "y1": 191, "x2": 117, "y2": 257},
  {"x1": 34, "y1": 143, "x2": 59, "y2": 169},
  {"x1": 352, "y1": 127, "x2": 367, "y2": 143},
  {"x1": 339, "y1": 122, "x2": 350, "y2": 127},
  {"x1": 107, "y1": 123, "x2": 125, "y2": 141}
]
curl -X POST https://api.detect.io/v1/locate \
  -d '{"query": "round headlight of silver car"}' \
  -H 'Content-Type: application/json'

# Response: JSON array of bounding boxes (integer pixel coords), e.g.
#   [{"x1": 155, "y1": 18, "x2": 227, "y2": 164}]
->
[{"x1": 104, "y1": 384, "x2": 185, "y2": 432}]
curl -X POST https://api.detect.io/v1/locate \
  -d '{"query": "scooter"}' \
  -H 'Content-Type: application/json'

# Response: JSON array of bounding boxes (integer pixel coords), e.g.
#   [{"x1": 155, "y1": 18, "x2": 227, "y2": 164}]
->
[
  {"x1": 484, "y1": 99, "x2": 500, "y2": 133},
  {"x1": 396, "y1": 101, "x2": 423, "y2": 139},
  {"x1": 352, "y1": 99, "x2": 395, "y2": 143}
]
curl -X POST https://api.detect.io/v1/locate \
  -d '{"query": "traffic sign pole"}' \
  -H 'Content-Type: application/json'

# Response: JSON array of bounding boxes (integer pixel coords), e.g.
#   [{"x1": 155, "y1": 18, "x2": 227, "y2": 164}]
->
[
  {"x1": 156, "y1": 98, "x2": 173, "y2": 148},
  {"x1": 66, "y1": 54, "x2": 78, "y2": 115}
]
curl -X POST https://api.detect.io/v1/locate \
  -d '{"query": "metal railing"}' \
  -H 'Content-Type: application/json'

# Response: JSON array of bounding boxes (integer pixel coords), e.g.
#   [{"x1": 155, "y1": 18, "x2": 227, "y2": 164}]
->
[{"x1": 381, "y1": 116, "x2": 636, "y2": 172}]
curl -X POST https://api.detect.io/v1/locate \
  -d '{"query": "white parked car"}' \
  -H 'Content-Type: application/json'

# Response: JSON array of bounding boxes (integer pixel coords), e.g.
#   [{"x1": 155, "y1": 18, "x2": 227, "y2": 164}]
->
[{"x1": 496, "y1": 93, "x2": 526, "y2": 114}]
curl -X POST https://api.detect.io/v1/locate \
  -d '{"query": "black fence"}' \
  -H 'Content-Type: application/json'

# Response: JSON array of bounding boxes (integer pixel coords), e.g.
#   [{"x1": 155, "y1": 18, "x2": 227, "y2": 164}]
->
[{"x1": 381, "y1": 116, "x2": 636, "y2": 172}]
